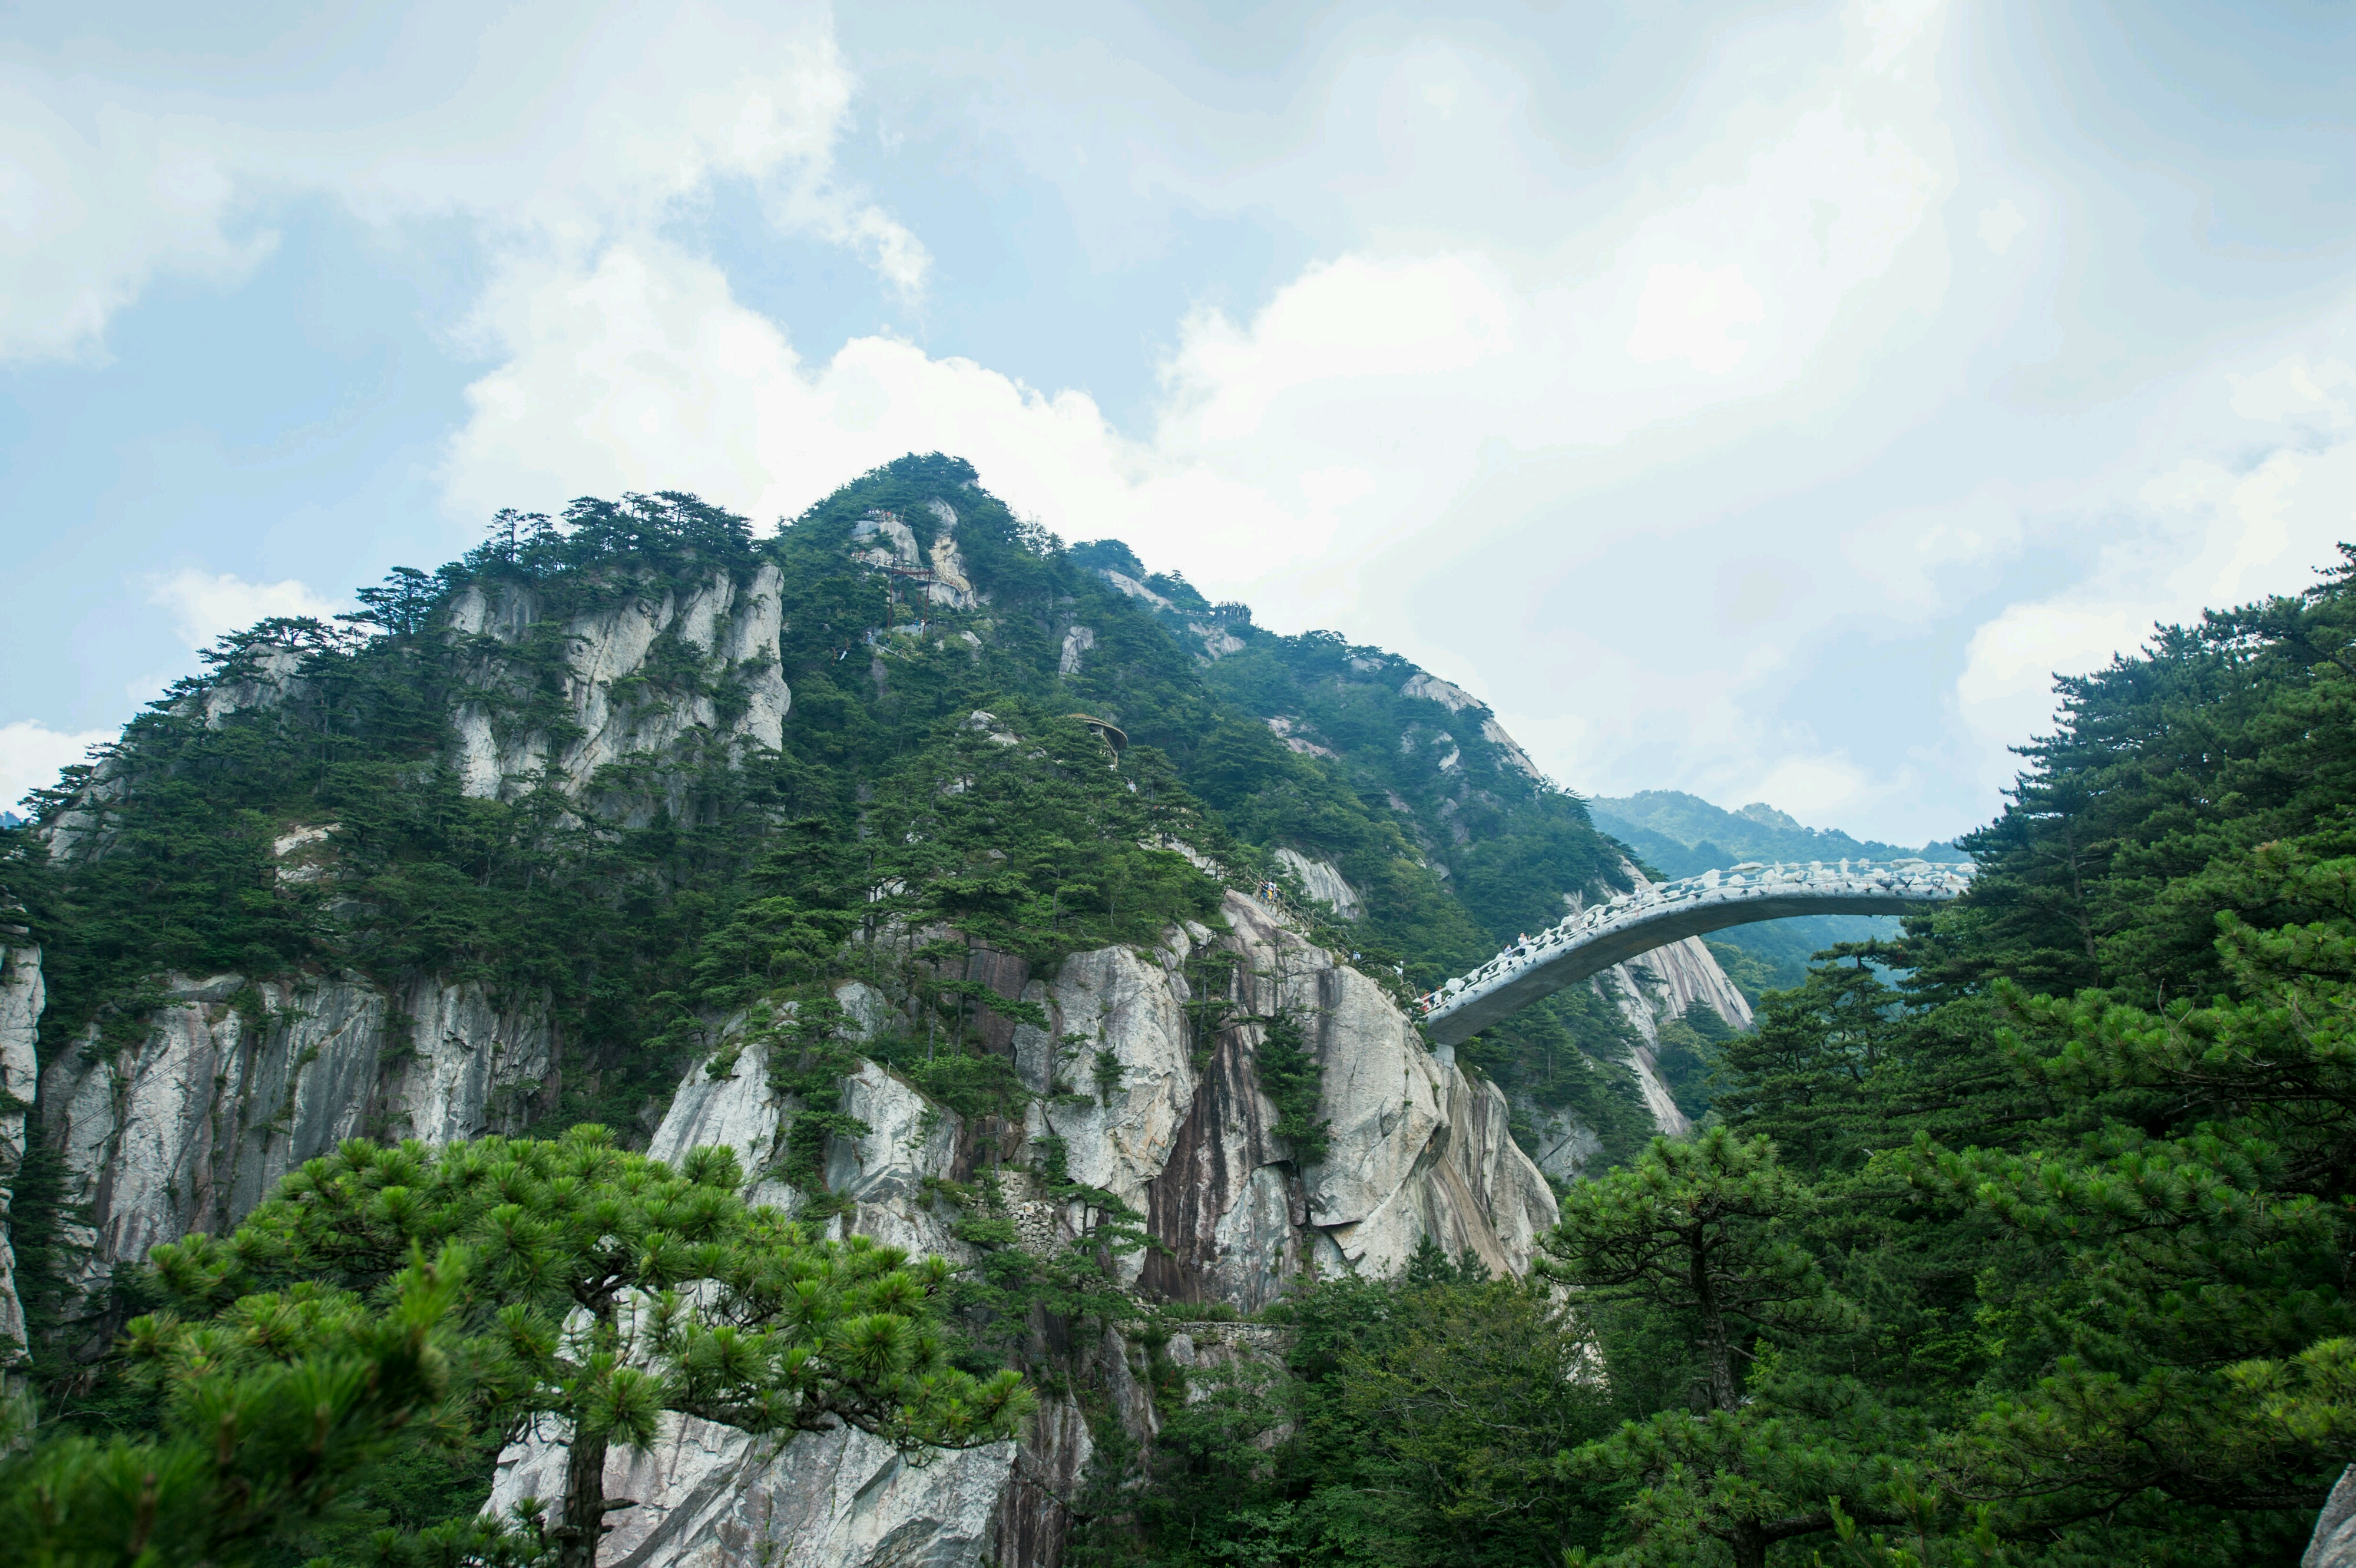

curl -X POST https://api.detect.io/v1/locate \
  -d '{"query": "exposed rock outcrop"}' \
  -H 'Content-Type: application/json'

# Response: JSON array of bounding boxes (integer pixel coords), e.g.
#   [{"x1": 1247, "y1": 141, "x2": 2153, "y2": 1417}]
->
[
  {"x1": 1480, "y1": 716, "x2": 1546, "y2": 782},
  {"x1": 445, "y1": 564, "x2": 790, "y2": 812},
  {"x1": 37, "y1": 971, "x2": 552, "y2": 1323},
  {"x1": 46, "y1": 563, "x2": 793, "y2": 862},
  {"x1": 488, "y1": 1415, "x2": 1020, "y2": 1568},
  {"x1": 1564, "y1": 864, "x2": 1755, "y2": 1139},
  {"x1": 1272, "y1": 848, "x2": 1361, "y2": 920},
  {"x1": 1265, "y1": 718, "x2": 1337, "y2": 761},
  {"x1": 1, "y1": 917, "x2": 41, "y2": 1365},
  {"x1": 486, "y1": 891, "x2": 1554, "y2": 1566},
  {"x1": 2308, "y1": 1464, "x2": 2356, "y2": 1568},
  {"x1": 1400, "y1": 672, "x2": 1481, "y2": 713}
]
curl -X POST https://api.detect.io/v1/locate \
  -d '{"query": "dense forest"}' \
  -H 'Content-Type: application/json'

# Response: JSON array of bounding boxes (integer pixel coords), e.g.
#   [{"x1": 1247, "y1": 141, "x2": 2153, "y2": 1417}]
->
[
  {"x1": 1071, "y1": 550, "x2": 2356, "y2": 1566},
  {"x1": 3, "y1": 456, "x2": 2354, "y2": 1565}
]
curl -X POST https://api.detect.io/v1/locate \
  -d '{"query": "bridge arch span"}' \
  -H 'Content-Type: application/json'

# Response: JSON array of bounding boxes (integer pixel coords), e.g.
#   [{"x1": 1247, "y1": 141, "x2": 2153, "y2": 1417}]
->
[{"x1": 1418, "y1": 860, "x2": 1974, "y2": 1047}]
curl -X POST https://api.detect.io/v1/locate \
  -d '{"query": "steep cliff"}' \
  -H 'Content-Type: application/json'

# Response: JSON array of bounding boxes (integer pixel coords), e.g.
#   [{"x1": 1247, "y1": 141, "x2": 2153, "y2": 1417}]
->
[
  {"x1": 1, "y1": 910, "x2": 39, "y2": 1367},
  {"x1": 0, "y1": 455, "x2": 1708, "y2": 1562},
  {"x1": 484, "y1": 889, "x2": 1553, "y2": 1567},
  {"x1": 36, "y1": 970, "x2": 552, "y2": 1331},
  {"x1": 442, "y1": 561, "x2": 792, "y2": 812},
  {"x1": 10, "y1": 871, "x2": 1550, "y2": 1565}
]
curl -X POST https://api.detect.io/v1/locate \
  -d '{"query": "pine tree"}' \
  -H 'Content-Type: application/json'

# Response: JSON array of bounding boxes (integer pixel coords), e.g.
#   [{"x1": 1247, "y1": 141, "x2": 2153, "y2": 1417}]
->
[{"x1": 143, "y1": 1127, "x2": 1031, "y2": 1568}]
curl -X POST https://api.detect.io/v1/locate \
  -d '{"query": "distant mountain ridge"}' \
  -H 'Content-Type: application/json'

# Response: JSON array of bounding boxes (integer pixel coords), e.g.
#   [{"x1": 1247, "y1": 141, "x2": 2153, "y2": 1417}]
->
[
  {"x1": 1590, "y1": 789, "x2": 1960, "y2": 882},
  {"x1": 1589, "y1": 790, "x2": 1963, "y2": 994}
]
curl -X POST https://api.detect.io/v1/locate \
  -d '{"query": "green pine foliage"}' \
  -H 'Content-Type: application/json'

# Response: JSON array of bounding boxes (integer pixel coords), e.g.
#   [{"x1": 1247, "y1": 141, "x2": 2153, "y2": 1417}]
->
[
  {"x1": 0, "y1": 1246, "x2": 477, "y2": 1568},
  {"x1": 1075, "y1": 551, "x2": 2356, "y2": 1566},
  {"x1": 58, "y1": 458, "x2": 2356, "y2": 1564},
  {"x1": 1253, "y1": 1010, "x2": 1331, "y2": 1166},
  {"x1": 1072, "y1": 1243, "x2": 1620, "y2": 1568},
  {"x1": 137, "y1": 1127, "x2": 1028, "y2": 1568},
  {"x1": 0, "y1": 452, "x2": 1675, "y2": 1556}
]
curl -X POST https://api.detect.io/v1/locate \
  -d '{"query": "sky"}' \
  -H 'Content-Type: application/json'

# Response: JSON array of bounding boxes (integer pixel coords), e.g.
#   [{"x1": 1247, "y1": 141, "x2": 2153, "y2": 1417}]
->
[{"x1": 4, "y1": 1, "x2": 2355, "y2": 845}]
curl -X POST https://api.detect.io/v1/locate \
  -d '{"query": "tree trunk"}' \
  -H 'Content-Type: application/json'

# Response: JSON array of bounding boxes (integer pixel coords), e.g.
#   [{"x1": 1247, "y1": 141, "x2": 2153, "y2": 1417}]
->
[
  {"x1": 1690, "y1": 1236, "x2": 1740, "y2": 1414},
  {"x1": 1730, "y1": 1520, "x2": 1768, "y2": 1568},
  {"x1": 554, "y1": 1423, "x2": 611, "y2": 1568}
]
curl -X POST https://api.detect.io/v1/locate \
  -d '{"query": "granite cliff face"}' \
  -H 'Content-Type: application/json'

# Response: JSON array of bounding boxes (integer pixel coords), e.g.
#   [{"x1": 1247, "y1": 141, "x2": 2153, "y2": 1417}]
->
[
  {"x1": 483, "y1": 886, "x2": 1555, "y2": 1567},
  {"x1": 442, "y1": 563, "x2": 791, "y2": 812},
  {"x1": 1, "y1": 909, "x2": 41, "y2": 1369},
  {"x1": 1, "y1": 875, "x2": 1555, "y2": 1565},
  {"x1": 8, "y1": 550, "x2": 799, "y2": 1356},
  {"x1": 45, "y1": 559, "x2": 793, "y2": 865},
  {"x1": 1498, "y1": 865, "x2": 1752, "y2": 1177},
  {"x1": 29, "y1": 969, "x2": 552, "y2": 1334},
  {"x1": 1, "y1": 464, "x2": 1752, "y2": 1562}
]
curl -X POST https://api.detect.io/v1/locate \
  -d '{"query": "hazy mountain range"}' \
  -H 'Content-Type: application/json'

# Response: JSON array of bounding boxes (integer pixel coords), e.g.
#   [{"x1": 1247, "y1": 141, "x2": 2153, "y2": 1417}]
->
[{"x1": 1588, "y1": 790, "x2": 1961, "y2": 991}]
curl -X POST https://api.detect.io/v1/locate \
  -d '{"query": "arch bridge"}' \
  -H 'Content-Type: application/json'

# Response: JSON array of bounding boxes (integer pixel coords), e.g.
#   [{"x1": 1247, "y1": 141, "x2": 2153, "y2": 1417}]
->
[{"x1": 1417, "y1": 859, "x2": 1976, "y2": 1046}]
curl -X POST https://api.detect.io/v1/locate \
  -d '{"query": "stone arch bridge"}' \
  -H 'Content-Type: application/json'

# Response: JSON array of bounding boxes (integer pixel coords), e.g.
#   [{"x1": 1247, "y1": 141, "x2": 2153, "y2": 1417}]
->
[{"x1": 1418, "y1": 859, "x2": 1976, "y2": 1046}]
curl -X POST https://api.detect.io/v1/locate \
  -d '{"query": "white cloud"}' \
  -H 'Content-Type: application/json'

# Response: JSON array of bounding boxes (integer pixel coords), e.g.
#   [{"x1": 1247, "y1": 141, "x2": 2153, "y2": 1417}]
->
[
  {"x1": 1624, "y1": 263, "x2": 1766, "y2": 376},
  {"x1": 45, "y1": 0, "x2": 2352, "y2": 851},
  {"x1": 432, "y1": 0, "x2": 1963, "y2": 833},
  {"x1": 441, "y1": 6, "x2": 1953, "y2": 555},
  {"x1": 1842, "y1": 490, "x2": 2024, "y2": 608},
  {"x1": 1955, "y1": 599, "x2": 2153, "y2": 744},
  {"x1": 0, "y1": 2, "x2": 922, "y2": 359},
  {"x1": 1857, "y1": 0, "x2": 1946, "y2": 75},
  {"x1": 1752, "y1": 753, "x2": 1873, "y2": 820},
  {"x1": 1977, "y1": 199, "x2": 2026, "y2": 254},
  {"x1": 0, "y1": 80, "x2": 277, "y2": 361},
  {"x1": 2228, "y1": 354, "x2": 2356, "y2": 429},
  {"x1": 1954, "y1": 347, "x2": 2356, "y2": 753},
  {"x1": 0, "y1": 720, "x2": 112, "y2": 812},
  {"x1": 146, "y1": 568, "x2": 343, "y2": 651}
]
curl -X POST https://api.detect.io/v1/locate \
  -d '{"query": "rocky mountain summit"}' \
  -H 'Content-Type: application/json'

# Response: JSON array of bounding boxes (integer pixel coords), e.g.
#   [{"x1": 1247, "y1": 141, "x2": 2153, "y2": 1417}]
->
[{"x1": 0, "y1": 458, "x2": 1746, "y2": 1564}]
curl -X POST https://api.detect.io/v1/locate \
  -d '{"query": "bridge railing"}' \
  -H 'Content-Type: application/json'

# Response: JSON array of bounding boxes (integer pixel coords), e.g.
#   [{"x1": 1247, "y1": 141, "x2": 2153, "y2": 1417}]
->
[{"x1": 1413, "y1": 859, "x2": 1976, "y2": 1017}]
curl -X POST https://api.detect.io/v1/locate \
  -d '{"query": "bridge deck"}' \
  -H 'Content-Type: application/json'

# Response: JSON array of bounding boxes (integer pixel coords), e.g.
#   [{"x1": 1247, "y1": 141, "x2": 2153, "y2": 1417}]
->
[{"x1": 1418, "y1": 861, "x2": 1973, "y2": 1046}]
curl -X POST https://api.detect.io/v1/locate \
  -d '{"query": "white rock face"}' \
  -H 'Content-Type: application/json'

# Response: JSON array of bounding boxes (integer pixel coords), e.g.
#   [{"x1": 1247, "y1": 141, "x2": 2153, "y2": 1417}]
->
[
  {"x1": 1272, "y1": 848, "x2": 1361, "y2": 919},
  {"x1": 1, "y1": 923, "x2": 43, "y2": 1365},
  {"x1": 1480, "y1": 716, "x2": 1546, "y2": 782},
  {"x1": 482, "y1": 890, "x2": 1557, "y2": 1566},
  {"x1": 644, "y1": 1032, "x2": 780, "y2": 1177},
  {"x1": 1612, "y1": 865, "x2": 1753, "y2": 1031},
  {"x1": 1192, "y1": 623, "x2": 1246, "y2": 659},
  {"x1": 1058, "y1": 625, "x2": 1095, "y2": 677},
  {"x1": 851, "y1": 511, "x2": 923, "y2": 570},
  {"x1": 1015, "y1": 944, "x2": 1195, "y2": 1218},
  {"x1": 1400, "y1": 671, "x2": 1481, "y2": 713},
  {"x1": 825, "y1": 1060, "x2": 965, "y2": 1259},
  {"x1": 924, "y1": 502, "x2": 979, "y2": 610},
  {"x1": 1301, "y1": 968, "x2": 1448, "y2": 1231},
  {"x1": 486, "y1": 994, "x2": 1005, "y2": 1566},
  {"x1": 1097, "y1": 570, "x2": 1172, "y2": 610},
  {"x1": 38, "y1": 972, "x2": 552, "y2": 1314},
  {"x1": 1567, "y1": 863, "x2": 1755, "y2": 1137},
  {"x1": 487, "y1": 1414, "x2": 1017, "y2": 1568},
  {"x1": 1600, "y1": 964, "x2": 1696, "y2": 1138},
  {"x1": 1144, "y1": 891, "x2": 1558, "y2": 1299},
  {"x1": 442, "y1": 566, "x2": 790, "y2": 810},
  {"x1": 2307, "y1": 1464, "x2": 2356, "y2": 1568}
]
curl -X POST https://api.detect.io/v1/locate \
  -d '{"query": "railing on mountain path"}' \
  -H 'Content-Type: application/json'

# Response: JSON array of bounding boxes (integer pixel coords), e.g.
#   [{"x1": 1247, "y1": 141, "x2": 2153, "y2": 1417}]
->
[{"x1": 1415, "y1": 859, "x2": 1976, "y2": 1047}]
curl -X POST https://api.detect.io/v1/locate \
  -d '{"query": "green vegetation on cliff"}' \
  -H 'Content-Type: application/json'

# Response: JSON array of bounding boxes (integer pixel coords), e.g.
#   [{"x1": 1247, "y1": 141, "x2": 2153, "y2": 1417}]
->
[
  {"x1": 1088, "y1": 551, "x2": 2356, "y2": 1566},
  {"x1": 19, "y1": 458, "x2": 2355, "y2": 1564},
  {"x1": 0, "y1": 455, "x2": 1667, "y2": 1559},
  {"x1": 4, "y1": 456, "x2": 1662, "y2": 1222}
]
